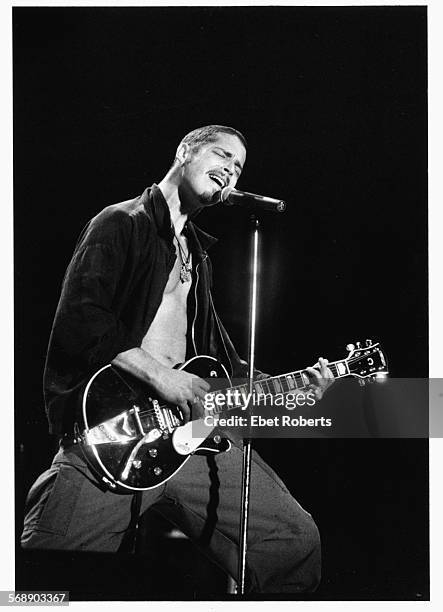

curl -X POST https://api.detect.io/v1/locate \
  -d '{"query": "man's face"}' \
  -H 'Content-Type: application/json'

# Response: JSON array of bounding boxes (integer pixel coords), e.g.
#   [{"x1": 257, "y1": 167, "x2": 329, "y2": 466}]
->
[{"x1": 179, "y1": 133, "x2": 246, "y2": 206}]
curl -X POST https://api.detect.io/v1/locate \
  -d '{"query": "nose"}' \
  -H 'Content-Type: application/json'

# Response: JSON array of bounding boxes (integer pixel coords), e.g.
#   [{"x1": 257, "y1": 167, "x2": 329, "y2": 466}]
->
[{"x1": 223, "y1": 158, "x2": 235, "y2": 176}]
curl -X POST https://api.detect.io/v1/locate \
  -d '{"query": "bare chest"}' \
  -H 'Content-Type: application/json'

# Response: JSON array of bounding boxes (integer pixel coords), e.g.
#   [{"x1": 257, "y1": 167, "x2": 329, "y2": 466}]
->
[{"x1": 141, "y1": 245, "x2": 192, "y2": 367}]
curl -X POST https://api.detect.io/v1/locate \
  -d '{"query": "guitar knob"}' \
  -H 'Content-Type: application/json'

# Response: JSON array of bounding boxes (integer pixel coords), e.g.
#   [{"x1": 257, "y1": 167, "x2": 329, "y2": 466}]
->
[
  {"x1": 153, "y1": 466, "x2": 162, "y2": 476},
  {"x1": 149, "y1": 448, "x2": 158, "y2": 458},
  {"x1": 365, "y1": 339, "x2": 372, "y2": 346},
  {"x1": 346, "y1": 344, "x2": 355, "y2": 352}
]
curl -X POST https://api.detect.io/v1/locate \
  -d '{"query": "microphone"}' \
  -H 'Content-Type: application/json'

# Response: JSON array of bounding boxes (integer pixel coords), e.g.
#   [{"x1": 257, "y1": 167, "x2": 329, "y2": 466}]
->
[{"x1": 219, "y1": 186, "x2": 286, "y2": 213}]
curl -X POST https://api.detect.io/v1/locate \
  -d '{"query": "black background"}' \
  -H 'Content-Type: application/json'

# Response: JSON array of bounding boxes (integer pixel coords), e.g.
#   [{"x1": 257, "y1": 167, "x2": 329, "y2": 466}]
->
[{"x1": 14, "y1": 6, "x2": 428, "y2": 600}]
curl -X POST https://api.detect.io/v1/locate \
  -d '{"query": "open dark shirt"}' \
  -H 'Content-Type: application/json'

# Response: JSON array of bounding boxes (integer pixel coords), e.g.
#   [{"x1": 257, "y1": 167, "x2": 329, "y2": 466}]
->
[{"x1": 44, "y1": 184, "x2": 249, "y2": 435}]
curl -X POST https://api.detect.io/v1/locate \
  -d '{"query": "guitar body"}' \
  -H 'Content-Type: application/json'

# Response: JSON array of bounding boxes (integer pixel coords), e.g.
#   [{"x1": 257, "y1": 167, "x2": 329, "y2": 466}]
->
[{"x1": 77, "y1": 355, "x2": 231, "y2": 493}]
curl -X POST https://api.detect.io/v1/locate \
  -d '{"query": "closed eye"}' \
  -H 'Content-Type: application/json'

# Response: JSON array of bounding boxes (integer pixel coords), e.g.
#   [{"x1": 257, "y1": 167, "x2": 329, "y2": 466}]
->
[{"x1": 213, "y1": 148, "x2": 242, "y2": 178}]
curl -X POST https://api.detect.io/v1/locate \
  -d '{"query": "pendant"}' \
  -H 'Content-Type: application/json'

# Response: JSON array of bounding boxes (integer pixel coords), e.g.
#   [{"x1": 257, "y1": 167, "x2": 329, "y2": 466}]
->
[{"x1": 180, "y1": 262, "x2": 192, "y2": 283}]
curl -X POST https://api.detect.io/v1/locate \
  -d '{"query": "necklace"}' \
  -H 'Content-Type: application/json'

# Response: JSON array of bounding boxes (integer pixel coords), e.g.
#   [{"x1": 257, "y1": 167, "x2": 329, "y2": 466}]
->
[{"x1": 175, "y1": 233, "x2": 192, "y2": 283}]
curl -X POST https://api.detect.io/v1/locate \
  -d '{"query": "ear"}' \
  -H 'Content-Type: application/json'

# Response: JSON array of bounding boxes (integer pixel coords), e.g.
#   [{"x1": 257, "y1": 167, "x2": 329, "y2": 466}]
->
[{"x1": 175, "y1": 142, "x2": 191, "y2": 165}]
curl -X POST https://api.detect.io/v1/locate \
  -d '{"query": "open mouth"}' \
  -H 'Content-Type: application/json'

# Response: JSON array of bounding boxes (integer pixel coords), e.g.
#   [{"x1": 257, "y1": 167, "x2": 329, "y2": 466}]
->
[{"x1": 208, "y1": 173, "x2": 226, "y2": 188}]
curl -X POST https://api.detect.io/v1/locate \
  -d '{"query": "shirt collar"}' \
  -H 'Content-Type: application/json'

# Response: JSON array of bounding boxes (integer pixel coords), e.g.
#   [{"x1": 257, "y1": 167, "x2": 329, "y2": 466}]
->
[
  {"x1": 184, "y1": 221, "x2": 218, "y2": 259},
  {"x1": 144, "y1": 183, "x2": 218, "y2": 257}
]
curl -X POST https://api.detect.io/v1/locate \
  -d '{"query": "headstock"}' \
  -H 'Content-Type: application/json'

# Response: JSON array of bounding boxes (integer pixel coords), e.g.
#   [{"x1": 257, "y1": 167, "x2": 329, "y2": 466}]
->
[{"x1": 345, "y1": 339, "x2": 388, "y2": 385}]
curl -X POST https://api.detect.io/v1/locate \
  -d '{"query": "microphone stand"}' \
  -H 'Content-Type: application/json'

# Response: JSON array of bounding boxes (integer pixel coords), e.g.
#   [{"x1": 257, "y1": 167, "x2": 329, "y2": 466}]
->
[{"x1": 237, "y1": 215, "x2": 260, "y2": 594}]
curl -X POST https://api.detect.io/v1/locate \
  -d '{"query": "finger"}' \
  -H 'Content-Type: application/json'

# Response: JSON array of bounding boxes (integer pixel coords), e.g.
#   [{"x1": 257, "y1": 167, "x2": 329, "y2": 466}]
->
[
  {"x1": 179, "y1": 402, "x2": 190, "y2": 423},
  {"x1": 193, "y1": 387, "x2": 209, "y2": 403},
  {"x1": 312, "y1": 358, "x2": 329, "y2": 372},
  {"x1": 305, "y1": 369, "x2": 324, "y2": 398},
  {"x1": 319, "y1": 358, "x2": 335, "y2": 385},
  {"x1": 316, "y1": 359, "x2": 333, "y2": 388},
  {"x1": 318, "y1": 357, "x2": 330, "y2": 377},
  {"x1": 193, "y1": 377, "x2": 211, "y2": 393},
  {"x1": 306, "y1": 367, "x2": 322, "y2": 384},
  {"x1": 189, "y1": 397, "x2": 205, "y2": 419},
  {"x1": 308, "y1": 385, "x2": 323, "y2": 401}
]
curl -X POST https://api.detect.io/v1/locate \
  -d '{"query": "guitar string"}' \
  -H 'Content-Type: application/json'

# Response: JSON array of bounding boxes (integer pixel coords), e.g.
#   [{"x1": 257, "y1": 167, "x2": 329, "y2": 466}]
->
[
  {"x1": 129, "y1": 352, "x2": 383, "y2": 421},
  {"x1": 119, "y1": 350, "x2": 382, "y2": 421}
]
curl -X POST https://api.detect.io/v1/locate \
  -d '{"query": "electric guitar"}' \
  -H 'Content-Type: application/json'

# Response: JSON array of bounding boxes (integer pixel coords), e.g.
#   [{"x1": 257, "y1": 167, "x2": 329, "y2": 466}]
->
[{"x1": 75, "y1": 340, "x2": 388, "y2": 492}]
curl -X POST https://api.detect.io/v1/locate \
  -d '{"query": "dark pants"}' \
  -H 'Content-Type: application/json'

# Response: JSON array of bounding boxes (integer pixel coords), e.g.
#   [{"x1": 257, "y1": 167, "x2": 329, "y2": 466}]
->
[{"x1": 21, "y1": 443, "x2": 320, "y2": 594}]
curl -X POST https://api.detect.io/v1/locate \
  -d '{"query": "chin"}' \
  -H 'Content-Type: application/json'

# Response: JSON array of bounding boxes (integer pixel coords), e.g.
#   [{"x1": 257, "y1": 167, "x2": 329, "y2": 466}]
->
[{"x1": 198, "y1": 189, "x2": 219, "y2": 206}]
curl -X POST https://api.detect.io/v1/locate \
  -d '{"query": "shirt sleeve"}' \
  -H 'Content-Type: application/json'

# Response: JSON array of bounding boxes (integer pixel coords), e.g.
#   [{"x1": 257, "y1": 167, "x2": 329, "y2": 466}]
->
[{"x1": 50, "y1": 210, "x2": 139, "y2": 371}]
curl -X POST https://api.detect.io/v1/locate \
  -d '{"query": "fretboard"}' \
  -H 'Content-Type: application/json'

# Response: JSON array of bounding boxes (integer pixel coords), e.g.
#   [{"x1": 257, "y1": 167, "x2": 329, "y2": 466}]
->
[{"x1": 208, "y1": 359, "x2": 350, "y2": 415}]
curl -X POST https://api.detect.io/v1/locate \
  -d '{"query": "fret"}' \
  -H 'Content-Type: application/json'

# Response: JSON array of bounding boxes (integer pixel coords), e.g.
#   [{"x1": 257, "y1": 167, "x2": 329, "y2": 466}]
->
[
  {"x1": 254, "y1": 380, "x2": 264, "y2": 395},
  {"x1": 238, "y1": 384, "x2": 250, "y2": 407},
  {"x1": 236, "y1": 385, "x2": 247, "y2": 408},
  {"x1": 280, "y1": 376, "x2": 289, "y2": 393},
  {"x1": 329, "y1": 363, "x2": 338, "y2": 378},
  {"x1": 273, "y1": 377, "x2": 282, "y2": 393},
  {"x1": 214, "y1": 393, "x2": 224, "y2": 415},
  {"x1": 218, "y1": 357, "x2": 351, "y2": 412},
  {"x1": 224, "y1": 387, "x2": 241, "y2": 410},
  {"x1": 323, "y1": 360, "x2": 347, "y2": 378},
  {"x1": 268, "y1": 379, "x2": 278, "y2": 395},
  {"x1": 260, "y1": 378, "x2": 272, "y2": 395},
  {"x1": 293, "y1": 372, "x2": 305, "y2": 388},
  {"x1": 286, "y1": 374, "x2": 296, "y2": 390}
]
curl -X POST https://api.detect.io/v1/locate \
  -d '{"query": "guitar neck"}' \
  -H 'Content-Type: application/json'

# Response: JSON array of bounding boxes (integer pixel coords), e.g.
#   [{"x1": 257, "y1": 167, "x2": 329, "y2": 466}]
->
[
  {"x1": 208, "y1": 358, "x2": 351, "y2": 416},
  {"x1": 259, "y1": 358, "x2": 350, "y2": 394}
]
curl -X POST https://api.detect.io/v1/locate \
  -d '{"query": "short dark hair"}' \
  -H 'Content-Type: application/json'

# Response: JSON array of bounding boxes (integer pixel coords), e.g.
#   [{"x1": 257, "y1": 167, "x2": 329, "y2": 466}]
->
[{"x1": 180, "y1": 125, "x2": 247, "y2": 152}]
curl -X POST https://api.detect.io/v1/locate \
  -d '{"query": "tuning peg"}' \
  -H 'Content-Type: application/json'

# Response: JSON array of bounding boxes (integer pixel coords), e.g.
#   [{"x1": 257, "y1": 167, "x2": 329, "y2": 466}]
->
[
  {"x1": 356, "y1": 341, "x2": 361, "y2": 349},
  {"x1": 358, "y1": 378, "x2": 366, "y2": 387},
  {"x1": 346, "y1": 343, "x2": 355, "y2": 352},
  {"x1": 365, "y1": 339, "x2": 372, "y2": 346}
]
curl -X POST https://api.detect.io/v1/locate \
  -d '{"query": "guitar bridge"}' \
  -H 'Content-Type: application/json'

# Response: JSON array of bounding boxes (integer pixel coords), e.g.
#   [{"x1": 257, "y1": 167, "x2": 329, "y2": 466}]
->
[
  {"x1": 152, "y1": 399, "x2": 167, "y2": 431},
  {"x1": 151, "y1": 399, "x2": 182, "y2": 433}
]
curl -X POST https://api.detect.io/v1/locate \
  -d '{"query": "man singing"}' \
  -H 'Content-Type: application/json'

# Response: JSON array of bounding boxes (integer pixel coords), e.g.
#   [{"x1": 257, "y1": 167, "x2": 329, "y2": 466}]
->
[{"x1": 21, "y1": 125, "x2": 333, "y2": 593}]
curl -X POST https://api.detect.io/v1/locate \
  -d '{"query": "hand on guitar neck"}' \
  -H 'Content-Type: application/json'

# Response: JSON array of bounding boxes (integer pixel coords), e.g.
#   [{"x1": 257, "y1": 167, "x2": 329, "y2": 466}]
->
[{"x1": 305, "y1": 357, "x2": 335, "y2": 401}]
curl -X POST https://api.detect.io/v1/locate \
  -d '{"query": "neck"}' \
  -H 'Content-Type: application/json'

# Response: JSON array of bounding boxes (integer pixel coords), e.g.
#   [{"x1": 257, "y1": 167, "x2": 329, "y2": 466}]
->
[{"x1": 157, "y1": 174, "x2": 188, "y2": 235}]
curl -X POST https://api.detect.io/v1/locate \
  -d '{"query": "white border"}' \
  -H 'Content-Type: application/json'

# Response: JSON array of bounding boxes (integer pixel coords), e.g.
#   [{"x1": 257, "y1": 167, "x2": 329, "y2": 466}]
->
[{"x1": 3, "y1": 2, "x2": 440, "y2": 611}]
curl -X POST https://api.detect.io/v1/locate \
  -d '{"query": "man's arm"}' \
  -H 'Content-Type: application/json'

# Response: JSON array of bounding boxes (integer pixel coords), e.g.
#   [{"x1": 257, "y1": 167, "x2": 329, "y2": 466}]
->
[
  {"x1": 112, "y1": 348, "x2": 209, "y2": 421},
  {"x1": 52, "y1": 212, "x2": 139, "y2": 370}
]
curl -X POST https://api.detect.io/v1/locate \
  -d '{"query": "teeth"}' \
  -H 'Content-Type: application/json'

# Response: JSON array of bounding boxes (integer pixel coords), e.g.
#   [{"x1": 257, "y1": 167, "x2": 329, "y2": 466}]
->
[{"x1": 209, "y1": 174, "x2": 224, "y2": 188}]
